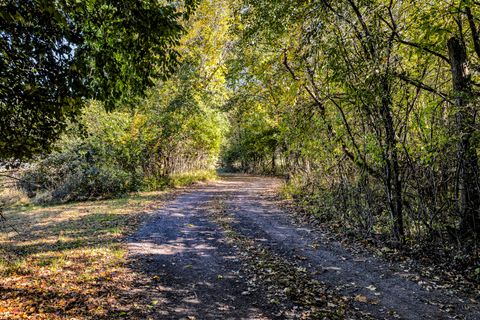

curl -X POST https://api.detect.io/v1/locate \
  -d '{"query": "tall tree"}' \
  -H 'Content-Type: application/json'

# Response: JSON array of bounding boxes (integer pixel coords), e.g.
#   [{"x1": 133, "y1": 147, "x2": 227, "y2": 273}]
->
[
  {"x1": 0, "y1": 0, "x2": 197, "y2": 160},
  {"x1": 225, "y1": 0, "x2": 480, "y2": 241}
]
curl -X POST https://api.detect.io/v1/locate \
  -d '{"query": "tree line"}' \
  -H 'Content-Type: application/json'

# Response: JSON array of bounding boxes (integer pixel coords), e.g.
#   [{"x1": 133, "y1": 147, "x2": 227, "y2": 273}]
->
[
  {"x1": 222, "y1": 0, "x2": 480, "y2": 251},
  {"x1": 1, "y1": 0, "x2": 226, "y2": 203}
]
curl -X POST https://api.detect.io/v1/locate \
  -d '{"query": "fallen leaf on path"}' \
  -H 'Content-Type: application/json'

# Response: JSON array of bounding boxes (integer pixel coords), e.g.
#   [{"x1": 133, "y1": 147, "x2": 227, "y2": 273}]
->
[{"x1": 354, "y1": 294, "x2": 368, "y2": 303}]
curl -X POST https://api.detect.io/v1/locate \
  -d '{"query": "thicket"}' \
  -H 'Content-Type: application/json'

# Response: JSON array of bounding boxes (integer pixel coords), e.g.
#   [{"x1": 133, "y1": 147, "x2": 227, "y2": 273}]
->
[
  {"x1": 221, "y1": 0, "x2": 480, "y2": 268},
  {"x1": 19, "y1": 99, "x2": 223, "y2": 203},
  {"x1": 0, "y1": 0, "x2": 197, "y2": 160}
]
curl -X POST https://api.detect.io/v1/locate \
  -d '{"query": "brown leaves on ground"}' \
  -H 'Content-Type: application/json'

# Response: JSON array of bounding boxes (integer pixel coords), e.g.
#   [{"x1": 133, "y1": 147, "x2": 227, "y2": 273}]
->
[
  {"x1": 0, "y1": 192, "x2": 172, "y2": 320},
  {"x1": 209, "y1": 197, "x2": 349, "y2": 320}
]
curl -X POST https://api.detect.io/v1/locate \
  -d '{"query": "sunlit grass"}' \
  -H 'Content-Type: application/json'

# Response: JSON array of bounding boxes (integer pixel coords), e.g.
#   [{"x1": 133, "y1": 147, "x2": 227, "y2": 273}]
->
[
  {"x1": 0, "y1": 189, "x2": 172, "y2": 319},
  {"x1": 170, "y1": 169, "x2": 217, "y2": 187},
  {"x1": 142, "y1": 169, "x2": 217, "y2": 190}
]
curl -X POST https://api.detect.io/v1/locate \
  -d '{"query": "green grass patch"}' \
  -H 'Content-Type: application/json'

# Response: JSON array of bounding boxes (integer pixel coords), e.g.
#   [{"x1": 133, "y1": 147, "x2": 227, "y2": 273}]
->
[{"x1": 142, "y1": 169, "x2": 217, "y2": 191}]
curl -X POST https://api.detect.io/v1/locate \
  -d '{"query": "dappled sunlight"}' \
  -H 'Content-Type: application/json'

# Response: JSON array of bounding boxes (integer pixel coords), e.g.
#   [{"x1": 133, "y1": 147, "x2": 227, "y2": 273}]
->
[
  {"x1": 125, "y1": 176, "x2": 275, "y2": 319},
  {"x1": 0, "y1": 189, "x2": 171, "y2": 319},
  {"x1": 129, "y1": 241, "x2": 188, "y2": 256},
  {"x1": 129, "y1": 230, "x2": 219, "y2": 257},
  {"x1": 118, "y1": 268, "x2": 269, "y2": 320}
]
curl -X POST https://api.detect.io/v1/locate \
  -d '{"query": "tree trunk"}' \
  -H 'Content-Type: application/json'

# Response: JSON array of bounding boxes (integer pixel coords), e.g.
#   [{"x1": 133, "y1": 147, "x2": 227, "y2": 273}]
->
[
  {"x1": 381, "y1": 79, "x2": 405, "y2": 243},
  {"x1": 447, "y1": 37, "x2": 480, "y2": 236},
  {"x1": 271, "y1": 150, "x2": 276, "y2": 174}
]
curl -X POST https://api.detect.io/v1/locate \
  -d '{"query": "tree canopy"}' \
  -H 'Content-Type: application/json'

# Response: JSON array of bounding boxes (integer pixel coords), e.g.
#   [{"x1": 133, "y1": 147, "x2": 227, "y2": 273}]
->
[
  {"x1": 0, "y1": 0, "x2": 197, "y2": 160},
  {"x1": 220, "y1": 0, "x2": 480, "y2": 241}
]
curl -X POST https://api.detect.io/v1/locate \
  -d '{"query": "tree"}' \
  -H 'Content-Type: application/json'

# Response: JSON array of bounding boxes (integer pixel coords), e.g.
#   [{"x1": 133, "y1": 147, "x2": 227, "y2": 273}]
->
[
  {"x1": 385, "y1": 0, "x2": 480, "y2": 236},
  {"x1": 447, "y1": 35, "x2": 480, "y2": 236},
  {"x1": 0, "y1": 0, "x2": 197, "y2": 160},
  {"x1": 224, "y1": 0, "x2": 480, "y2": 241}
]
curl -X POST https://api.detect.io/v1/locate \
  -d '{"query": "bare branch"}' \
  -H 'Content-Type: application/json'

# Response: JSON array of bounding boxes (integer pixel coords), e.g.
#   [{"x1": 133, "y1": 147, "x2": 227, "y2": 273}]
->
[
  {"x1": 393, "y1": 72, "x2": 453, "y2": 103},
  {"x1": 282, "y1": 49, "x2": 325, "y2": 111}
]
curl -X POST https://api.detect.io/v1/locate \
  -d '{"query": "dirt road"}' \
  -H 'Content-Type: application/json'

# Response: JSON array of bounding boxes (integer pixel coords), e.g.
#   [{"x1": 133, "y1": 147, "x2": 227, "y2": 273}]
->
[{"x1": 128, "y1": 175, "x2": 479, "y2": 319}]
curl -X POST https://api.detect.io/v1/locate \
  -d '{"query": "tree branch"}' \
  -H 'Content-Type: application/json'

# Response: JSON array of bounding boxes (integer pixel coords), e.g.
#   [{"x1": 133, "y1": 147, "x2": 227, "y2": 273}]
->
[
  {"x1": 393, "y1": 72, "x2": 453, "y2": 103},
  {"x1": 282, "y1": 50, "x2": 325, "y2": 111},
  {"x1": 346, "y1": 0, "x2": 375, "y2": 57},
  {"x1": 466, "y1": 6, "x2": 480, "y2": 60},
  {"x1": 382, "y1": 3, "x2": 450, "y2": 63},
  {"x1": 396, "y1": 38, "x2": 450, "y2": 63}
]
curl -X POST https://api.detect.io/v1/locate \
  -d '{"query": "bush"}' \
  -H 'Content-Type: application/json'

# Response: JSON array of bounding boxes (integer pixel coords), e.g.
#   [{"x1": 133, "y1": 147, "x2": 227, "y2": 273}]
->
[
  {"x1": 18, "y1": 100, "x2": 222, "y2": 204},
  {"x1": 19, "y1": 147, "x2": 134, "y2": 204}
]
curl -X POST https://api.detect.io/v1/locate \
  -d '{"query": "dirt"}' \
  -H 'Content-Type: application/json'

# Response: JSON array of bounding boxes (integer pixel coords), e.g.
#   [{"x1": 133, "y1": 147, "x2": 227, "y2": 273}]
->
[{"x1": 128, "y1": 175, "x2": 480, "y2": 319}]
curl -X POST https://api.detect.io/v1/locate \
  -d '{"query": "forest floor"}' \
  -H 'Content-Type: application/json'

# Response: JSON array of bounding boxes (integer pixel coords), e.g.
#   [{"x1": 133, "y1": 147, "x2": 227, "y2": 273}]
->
[
  {"x1": 128, "y1": 175, "x2": 480, "y2": 319},
  {"x1": 1, "y1": 175, "x2": 479, "y2": 319}
]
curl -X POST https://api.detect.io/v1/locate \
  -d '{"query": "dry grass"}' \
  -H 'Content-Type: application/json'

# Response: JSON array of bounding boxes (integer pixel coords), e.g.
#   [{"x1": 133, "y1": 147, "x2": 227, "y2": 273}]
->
[
  {"x1": 0, "y1": 191, "x2": 173, "y2": 320},
  {"x1": 0, "y1": 171, "x2": 29, "y2": 209}
]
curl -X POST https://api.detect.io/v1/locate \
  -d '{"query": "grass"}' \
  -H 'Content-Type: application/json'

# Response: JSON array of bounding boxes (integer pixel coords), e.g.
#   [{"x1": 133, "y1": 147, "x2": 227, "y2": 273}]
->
[
  {"x1": 169, "y1": 169, "x2": 217, "y2": 188},
  {"x1": 0, "y1": 172, "x2": 29, "y2": 208},
  {"x1": 142, "y1": 169, "x2": 217, "y2": 191},
  {"x1": 0, "y1": 189, "x2": 177, "y2": 319}
]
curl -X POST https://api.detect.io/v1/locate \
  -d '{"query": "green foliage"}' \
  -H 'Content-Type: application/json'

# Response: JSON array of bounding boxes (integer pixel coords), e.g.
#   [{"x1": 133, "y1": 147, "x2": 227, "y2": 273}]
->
[
  {"x1": 0, "y1": 0, "x2": 198, "y2": 160},
  {"x1": 143, "y1": 170, "x2": 217, "y2": 190},
  {"x1": 19, "y1": 94, "x2": 223, "y2": 203},
  {"x1": 138, "y1": 0, "x2": 230, "y2": 177},
  {"x1": 20, "y1": 154, "x2": 132, "y2": 204},
  {"x1": 17, "y1": 0, "x2": 229, "y2": 203},
  {"x1": 221, "y1": 0, "x2": 480, "y2": 248},
  {"x1": 19, "y1": 104, "x2": 142, "y2": 203}
]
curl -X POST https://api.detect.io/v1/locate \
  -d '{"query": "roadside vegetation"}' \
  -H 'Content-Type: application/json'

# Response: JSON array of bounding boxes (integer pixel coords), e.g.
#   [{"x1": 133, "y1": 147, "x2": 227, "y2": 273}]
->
[
  {"x1": 220, "y1": 0, "x2": 480, "y2": 280},
  {"x1": 1, "y1": 0, "x2": 480, "y2": 318},
  {"x1": 17, "y1": 101, "x2": 221, "y2": 204},
  {"x1": 0, "y1": 1, "x2": 224, "y2": 318}
]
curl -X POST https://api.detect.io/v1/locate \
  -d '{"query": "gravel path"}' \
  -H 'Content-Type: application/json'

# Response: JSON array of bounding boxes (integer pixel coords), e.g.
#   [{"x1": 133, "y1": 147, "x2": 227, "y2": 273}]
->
[{"x1": 128, "y1": 175, "x2": 479, "y2": 319}]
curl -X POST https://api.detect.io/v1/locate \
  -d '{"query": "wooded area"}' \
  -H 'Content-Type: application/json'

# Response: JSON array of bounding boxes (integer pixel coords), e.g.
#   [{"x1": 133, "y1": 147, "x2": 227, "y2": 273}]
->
[
  {"x1": 1, "y1": 0, "x2": 480, "y2": 318},
  {"x1": 222, "y1": 0, "x2": 480, "y2": 251}
]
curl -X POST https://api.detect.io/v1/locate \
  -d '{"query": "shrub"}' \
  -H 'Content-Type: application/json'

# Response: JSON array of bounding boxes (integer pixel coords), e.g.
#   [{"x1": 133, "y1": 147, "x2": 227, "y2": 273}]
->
[
  {"x1": 19, "y1": 146, "x2": 134, "y2": 204},
  {"x1": 18, "y1": 100, "x2": 222, "y2": 204}
]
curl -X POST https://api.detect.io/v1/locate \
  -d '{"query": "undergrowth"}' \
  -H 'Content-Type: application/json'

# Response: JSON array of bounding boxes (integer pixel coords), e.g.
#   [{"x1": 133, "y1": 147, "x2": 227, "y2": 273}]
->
[
  {"x1": 142, "y1": 169, "x2": 217, "y2": 191},
  {"x1": 281, "y1": 177, "x2": 480, "y2": 289}
]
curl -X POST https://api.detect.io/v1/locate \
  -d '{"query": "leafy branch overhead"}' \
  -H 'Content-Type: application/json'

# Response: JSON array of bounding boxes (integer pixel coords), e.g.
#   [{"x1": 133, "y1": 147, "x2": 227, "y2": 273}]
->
[{"x1": 0, "y1": 0, "x2": 198, "y2": 159}]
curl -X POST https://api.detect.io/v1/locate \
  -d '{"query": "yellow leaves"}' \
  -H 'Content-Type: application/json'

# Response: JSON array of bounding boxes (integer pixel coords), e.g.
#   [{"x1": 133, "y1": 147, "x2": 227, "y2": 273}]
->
[{"x1": 354, "y1": 294, "x2": 368, "y2": 303}]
